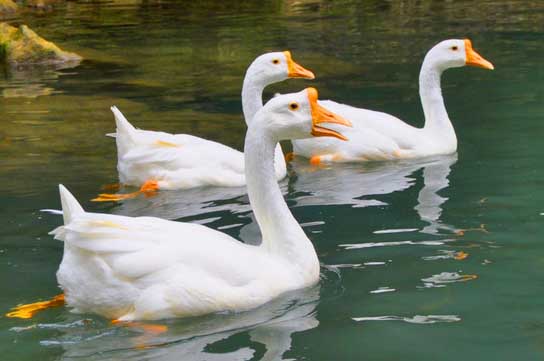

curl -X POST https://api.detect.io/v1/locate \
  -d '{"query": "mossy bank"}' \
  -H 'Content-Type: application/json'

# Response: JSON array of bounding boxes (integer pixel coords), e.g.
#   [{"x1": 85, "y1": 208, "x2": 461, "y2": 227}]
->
[{"x1": 0, "y1": 22, "x2": 81, "y2": 65}]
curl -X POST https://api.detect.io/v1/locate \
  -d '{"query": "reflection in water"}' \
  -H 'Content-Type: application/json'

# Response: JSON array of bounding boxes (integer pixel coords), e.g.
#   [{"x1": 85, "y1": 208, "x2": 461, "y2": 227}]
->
[
  {"x1": 353, "y1": 315, "x2": 461, "y2": 324},
  {"x1": 339, "y1": 239, "x2": 446, "y2": 250},
  {"x1": 106, "y1": 155, "x2": 462, "y2": 262},
  {"x1": 0, "y1": 61, "x2": 81, "y2": 98},
  {"x1": 290, "y1": 154, "x2": 458, "y2": 235},
  {"x1": 112, "y1": 155, "x2": 458, "y2": 238},
  {"x1": 30, "y1": 287, "x2": 319, "y2": 361},
  {"x1": 111, "y1": 184, "x2": 251, "y2": 221},
  {"x1": 288, "y1": 159, "x2": 420, "y2": 208},
  {"x1": 414, "y1": 155, "x2": 458, "y2": 235},
  {"x1": 111, "y1": 181, "x2": 291, "y2": 228}
]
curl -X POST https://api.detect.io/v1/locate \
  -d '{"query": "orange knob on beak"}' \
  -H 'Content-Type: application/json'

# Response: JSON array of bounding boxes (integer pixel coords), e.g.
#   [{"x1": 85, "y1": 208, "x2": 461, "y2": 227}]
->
[
  {"x1": 464, "y1": 39, "x2": 494, "y2": 70},
  {"x1": 284, "y1": 51, "x2": 315, "y2": 79},
  {"x1": 307, "y1": 87, "x2": 352, "y2": 141}
]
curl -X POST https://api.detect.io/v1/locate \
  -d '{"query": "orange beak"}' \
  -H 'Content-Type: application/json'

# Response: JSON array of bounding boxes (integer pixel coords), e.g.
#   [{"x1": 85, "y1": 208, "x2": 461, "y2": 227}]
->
[
  {"x1": 307, "y1": 87, "x2": 352, "y2": 141},
  {"x1": 464, "y1": 39, "x2": 494, "y2": 70},
  {"x1": 284, "y1": 51, "x2": 315, "y2": 79}
]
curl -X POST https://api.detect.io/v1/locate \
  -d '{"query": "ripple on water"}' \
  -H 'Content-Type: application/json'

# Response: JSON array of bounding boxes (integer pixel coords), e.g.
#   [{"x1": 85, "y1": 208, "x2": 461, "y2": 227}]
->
[
  {"x1": 339, "y1": 239, "x2": 451, "y2": 250},
  {"x1": 422, "y1": 250, "x2": 468, "y2": 261},
  {"x1": 364, "y1": 261, "x2": 389, "y2": 266},
  {"x1": 326, "y1": 263, "x2": 363, "y2": 269},
  {"x1": 369, "y1": 287, "x2": 396, "y2": 294},
  {"x1": 326, "y1": 260, "x2": 390, "y2": 271},
  {"x1": 352, "y1": 315, "x2": 461, "y2": 324},
  {"x1": 373, "y1": 228, "x2": 419, "y2": 234},
  {"x1": 10, "y1": 319, "x2": 93, "y2": 333},
  {"x1": 419, "y1": 272, "x2": 478, "y2": 289},
  {"x1": 217, "y1": 223, "x2": 244, "y2": 230}
]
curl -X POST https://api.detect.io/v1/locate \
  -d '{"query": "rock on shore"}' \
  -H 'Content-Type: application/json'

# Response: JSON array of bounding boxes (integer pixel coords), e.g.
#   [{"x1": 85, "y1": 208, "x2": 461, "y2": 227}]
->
[{"x1": 0, "y1": 22, "x2": 82, "y2": 65}]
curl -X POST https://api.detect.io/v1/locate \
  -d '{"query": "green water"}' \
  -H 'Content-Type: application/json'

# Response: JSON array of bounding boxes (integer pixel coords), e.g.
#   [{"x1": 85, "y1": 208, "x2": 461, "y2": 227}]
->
[{"x1": 1, "y1": 0, "x2": 543, "y2": 360}]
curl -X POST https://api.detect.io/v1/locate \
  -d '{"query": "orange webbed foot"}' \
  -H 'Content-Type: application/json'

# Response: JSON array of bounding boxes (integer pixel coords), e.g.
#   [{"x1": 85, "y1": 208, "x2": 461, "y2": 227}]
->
[
  {"x1": 454, "y1": 251, "x2": 469, "y2": 260},
  {"x1": 91, "y1": 191, "x2": 140, "y2": 202},
  {"x1": 309, "y1": 155, "x2": 322, "y2": 166},
  {"x1": 111, "y1": 319, "x2": 167, "y2": 334},
  {"x1": 111, "y1": 320, "x2": 168, "y2": 335},
  {"x1": 112, "y1": 319, "x2": 168, "y2": 349},
  {"x1": 139, "y1": 180, "x2": 159, "y2": 197},
  {"x1": 6, "y1": 294, "x2": 65, "y2": 319},
  {"x1": 455, "y1": 224, "x2": 489, "y2": 237},
  {"x1": 91, "y1": 180, "x2": 160, "y2": 202},
  {"x1": 285, "y1": 152, "x2": 295, "y2": 162},
  {"x1": 309, "y1": 153, "x2": 342, "y2": 166}
]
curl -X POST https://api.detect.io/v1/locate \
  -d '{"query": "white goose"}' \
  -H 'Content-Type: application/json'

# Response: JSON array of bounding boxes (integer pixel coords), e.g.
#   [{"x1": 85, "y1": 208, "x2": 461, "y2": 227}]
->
[
  {"x1": 292, "y1": 39, "x2": 494, "y2": 164},
  {"x1": 94, "y1": 51, "x2": 314, "y2": 201},
  {"x1": 8, "y1": 88, "x2": 350, "y2": 321}
]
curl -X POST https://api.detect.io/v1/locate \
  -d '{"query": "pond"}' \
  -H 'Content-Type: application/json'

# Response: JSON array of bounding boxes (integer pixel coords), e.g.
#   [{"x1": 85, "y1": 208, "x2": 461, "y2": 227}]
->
[{"x1": 1, "y1": 0, "x2": 543, "y2": 360}]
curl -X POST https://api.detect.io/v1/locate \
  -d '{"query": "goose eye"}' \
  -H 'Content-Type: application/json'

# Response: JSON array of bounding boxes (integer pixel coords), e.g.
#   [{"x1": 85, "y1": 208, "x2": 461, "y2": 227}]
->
[
  {"x1": 288, "y1": 102, "x2": 299, "y2": 111},
  {"x1": 272, "y1": 59, "x2": 280, "y2": 65},
  {"x1": 451, "y1": 46, "x2": 458, "y2": 51}
]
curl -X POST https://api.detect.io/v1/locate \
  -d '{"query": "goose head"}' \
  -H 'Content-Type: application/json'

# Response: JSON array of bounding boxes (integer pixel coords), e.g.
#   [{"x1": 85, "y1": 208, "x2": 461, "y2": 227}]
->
[
  {"x1": 259, "y1": 87, "x2": 352, "y2": 141},
  {"x1": 424, "y1": 39, "x2": 494, "y2": 72},
  {"x1": 246, "y1": 51, "x2": 315, "y2": 85}
]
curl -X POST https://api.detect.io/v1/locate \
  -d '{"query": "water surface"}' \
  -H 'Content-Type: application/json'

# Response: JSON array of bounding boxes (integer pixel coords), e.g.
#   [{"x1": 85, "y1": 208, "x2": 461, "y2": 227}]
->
[{"x1": 1, "y1": 1, "x2": 543, "y2": 360}]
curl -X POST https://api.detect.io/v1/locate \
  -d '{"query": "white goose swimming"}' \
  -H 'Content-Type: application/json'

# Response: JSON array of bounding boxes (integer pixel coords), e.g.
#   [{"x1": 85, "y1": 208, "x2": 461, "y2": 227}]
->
[
  {"x1": 292, "y1": 39, "x2": 494, "y2": 164},
  {"x1": 8, "y1": 88, "x2": 350, "y2": 321},
  {"x1": 94, "y1": 51, "x2": 314, "y2": 201}
]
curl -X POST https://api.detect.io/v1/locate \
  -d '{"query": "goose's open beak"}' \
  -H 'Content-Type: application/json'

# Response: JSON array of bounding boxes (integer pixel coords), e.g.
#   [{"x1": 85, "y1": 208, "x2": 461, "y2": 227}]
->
[
  {"x1": 307, "y1": 87, "x2": 352, "y2": 141},
  {"x1": 464, "y1": 39, "x2": 494, "y2": 70},
  {"x1": 284, "y1": 51, "x2": 315, "y2": 79}
]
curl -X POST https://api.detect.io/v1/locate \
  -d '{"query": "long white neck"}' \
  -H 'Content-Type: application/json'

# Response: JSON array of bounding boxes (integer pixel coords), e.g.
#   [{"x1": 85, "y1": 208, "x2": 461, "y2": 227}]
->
[
  {"x1": 241, "y1": 68, "x2": 287, "y2": 178},
  {"x1": 419, "y1": 60, "x2": 457, "y2": 149},
  {"x1": 242, "y1": 71, "x2": 265, "y2": 125},
  {"x1": 244, "y1": 120, "x2": 319, "y2": 281}
]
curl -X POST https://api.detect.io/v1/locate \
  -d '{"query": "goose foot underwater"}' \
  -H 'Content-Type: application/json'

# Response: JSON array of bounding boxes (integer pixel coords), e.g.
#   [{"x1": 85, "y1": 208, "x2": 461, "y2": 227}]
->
[
  {"x1": 284, "y1": 152, "x2": 295, "y2": 162},
  {"x1": 92, "y1": 180, "x2": 159, "y2": 202},
  {"x1": 111, "y1": 319, "x2": 168, "y2": 335},
  {"x1": 455, "y1": 223, "x2": 489, "y2": 236},
  {"x1": 309, "y1": 153, "x2": 345, "y2": 165},
  {"x1": 112, "y1": 319, "x2": 170, "y2": 350},
  {"x1": 454, "y1": 251, "x2": 469, "y2": 260}
]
